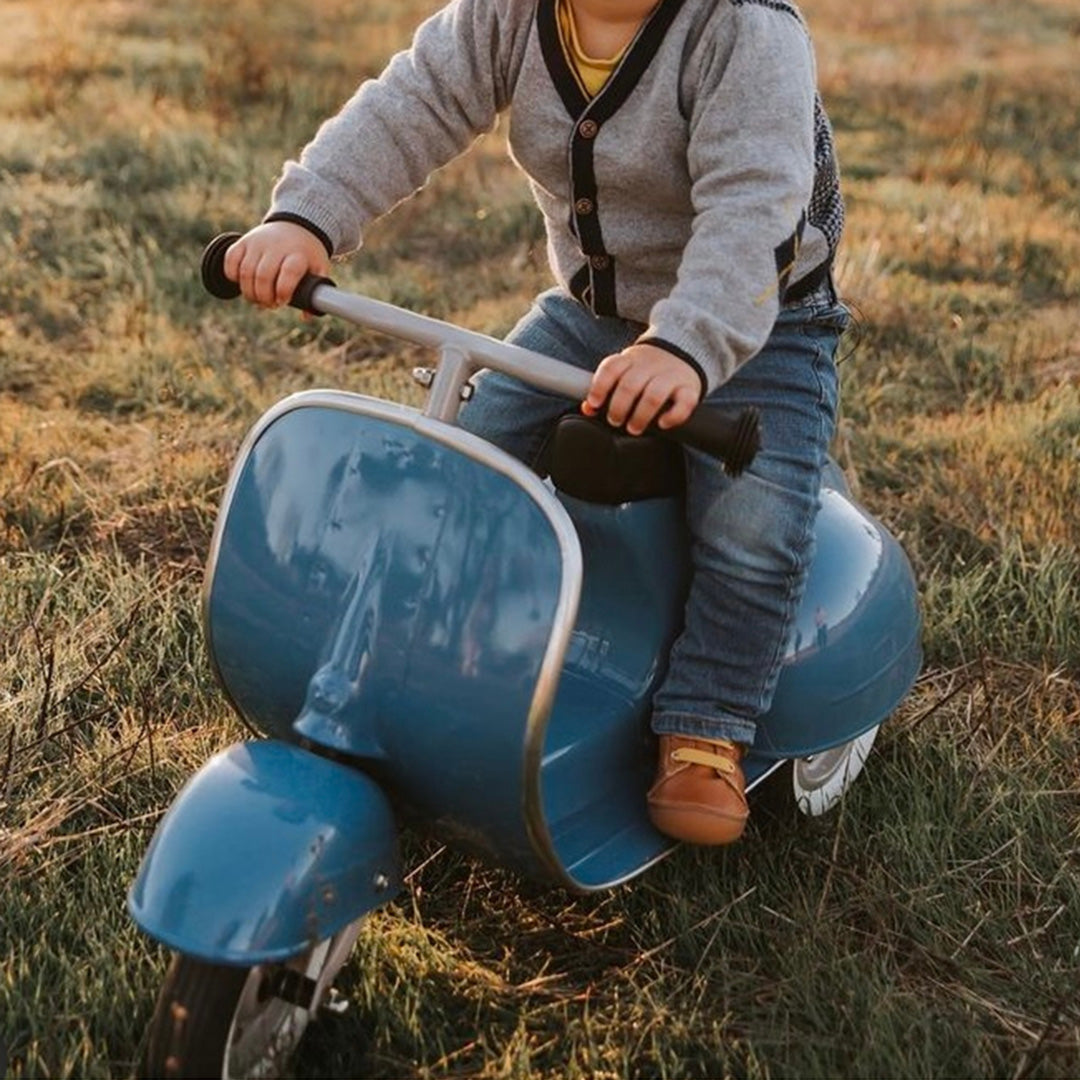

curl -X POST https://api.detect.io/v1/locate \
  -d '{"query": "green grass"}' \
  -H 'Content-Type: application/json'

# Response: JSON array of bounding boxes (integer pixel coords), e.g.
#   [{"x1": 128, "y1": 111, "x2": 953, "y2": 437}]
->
[{"x1": 2, "y1": 0, "x2": 1079, "y2": 1076}]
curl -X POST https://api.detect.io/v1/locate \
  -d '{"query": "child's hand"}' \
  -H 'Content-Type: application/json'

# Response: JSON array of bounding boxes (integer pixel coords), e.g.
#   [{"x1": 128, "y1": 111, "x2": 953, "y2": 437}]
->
[
  {"x1": 583, "y1": 342, "x2": 702, "y2": 435},
  {"x1": 223, "y1": 221, "x2": 331, "y2": 309}
]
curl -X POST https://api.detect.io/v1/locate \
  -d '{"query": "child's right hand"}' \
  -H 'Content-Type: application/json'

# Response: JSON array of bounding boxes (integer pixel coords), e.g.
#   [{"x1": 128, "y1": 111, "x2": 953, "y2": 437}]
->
[{"x1": 223, "y1": 221, "x2": 331, "y2": 309}]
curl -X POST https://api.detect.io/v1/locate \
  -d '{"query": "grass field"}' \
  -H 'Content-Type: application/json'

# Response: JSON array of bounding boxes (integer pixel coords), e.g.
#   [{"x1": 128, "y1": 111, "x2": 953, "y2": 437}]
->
[{"x1": 2, "y1": 0, "x2": 1079, "y2": 1076}]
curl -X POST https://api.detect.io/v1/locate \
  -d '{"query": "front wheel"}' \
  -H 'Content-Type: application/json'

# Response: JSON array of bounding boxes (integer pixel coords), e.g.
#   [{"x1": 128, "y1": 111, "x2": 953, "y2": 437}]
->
[{"x1": 141, "y1": 919, "x2": 363, "y2": 1079}]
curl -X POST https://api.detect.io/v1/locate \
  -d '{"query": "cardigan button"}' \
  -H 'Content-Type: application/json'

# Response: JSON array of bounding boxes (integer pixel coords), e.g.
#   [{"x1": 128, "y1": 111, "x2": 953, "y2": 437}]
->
[
  {"x1": 578, "y1": 119, "x2": 599, "y2": 139},
  {"x1": 575, "y1": 197, "x2": 594, "y2": 215},
  {"x1": 590, "y1": 254, "x2": 610, "y2": 270}
]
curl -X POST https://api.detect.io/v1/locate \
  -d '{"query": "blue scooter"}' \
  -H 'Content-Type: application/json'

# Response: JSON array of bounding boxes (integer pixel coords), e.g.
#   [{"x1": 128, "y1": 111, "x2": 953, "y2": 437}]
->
[{"x1": 127, "y1": 235, "x2": 922, "y2": 1078}]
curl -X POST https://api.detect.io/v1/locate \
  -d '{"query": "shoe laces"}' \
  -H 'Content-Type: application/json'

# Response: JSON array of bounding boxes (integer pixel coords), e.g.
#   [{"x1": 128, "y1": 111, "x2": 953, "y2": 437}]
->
[{"x1": 670, "y1": 739, "x2": 739, "y2": 776}]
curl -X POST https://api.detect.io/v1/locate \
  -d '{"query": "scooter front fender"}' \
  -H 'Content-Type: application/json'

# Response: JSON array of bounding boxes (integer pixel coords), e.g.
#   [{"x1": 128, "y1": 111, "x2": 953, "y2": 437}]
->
[{"x1": 128, "y1": 740, "x2": 401, "y2": 965}]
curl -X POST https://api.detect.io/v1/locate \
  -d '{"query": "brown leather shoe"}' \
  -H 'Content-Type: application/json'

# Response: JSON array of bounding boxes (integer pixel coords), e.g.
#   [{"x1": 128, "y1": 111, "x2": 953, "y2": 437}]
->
[{"x1": 647, "y1": 734, "x2": 749, "y2": 845}]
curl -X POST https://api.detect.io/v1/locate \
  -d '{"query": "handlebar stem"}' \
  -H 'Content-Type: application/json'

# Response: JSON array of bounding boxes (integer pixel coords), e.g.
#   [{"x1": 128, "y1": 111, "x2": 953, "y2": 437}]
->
[{"x1": 426, "y1": 345, "x2": 477, "y2": 422}]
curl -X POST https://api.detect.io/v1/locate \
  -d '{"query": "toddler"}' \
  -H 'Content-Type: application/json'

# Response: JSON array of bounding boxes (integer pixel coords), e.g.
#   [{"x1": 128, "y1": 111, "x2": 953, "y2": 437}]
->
[{"x1": 224, "y1": 0, "x2": 848, "y2": 845}]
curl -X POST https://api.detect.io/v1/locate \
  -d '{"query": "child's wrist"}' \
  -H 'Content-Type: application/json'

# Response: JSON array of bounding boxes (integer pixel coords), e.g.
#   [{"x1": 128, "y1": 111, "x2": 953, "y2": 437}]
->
[
  {"x1": 635, "y1": 336, "x2": 708, "y2": 397},
  {"x1": 263, "y1": 213, "x2": 334, "y2": 258}
]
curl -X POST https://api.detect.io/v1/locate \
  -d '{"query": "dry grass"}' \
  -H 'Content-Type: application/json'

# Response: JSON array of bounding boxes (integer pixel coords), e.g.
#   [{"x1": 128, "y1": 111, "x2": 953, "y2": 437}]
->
[{"x1": 1, "y1": 0, "x2": 1079, "y2": 1076}]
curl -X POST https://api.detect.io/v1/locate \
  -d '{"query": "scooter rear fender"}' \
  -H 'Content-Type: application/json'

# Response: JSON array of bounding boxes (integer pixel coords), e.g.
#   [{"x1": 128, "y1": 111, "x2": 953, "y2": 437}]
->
[{"x1": 127, "y1": 740, "x2": 401, "y2": 965}]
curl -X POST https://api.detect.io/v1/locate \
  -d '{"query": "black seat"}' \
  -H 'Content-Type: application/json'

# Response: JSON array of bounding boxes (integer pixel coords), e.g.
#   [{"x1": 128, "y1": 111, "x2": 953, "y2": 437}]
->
[{"x1": 543, "y1": 413, "x2": 684, "y2": 504}]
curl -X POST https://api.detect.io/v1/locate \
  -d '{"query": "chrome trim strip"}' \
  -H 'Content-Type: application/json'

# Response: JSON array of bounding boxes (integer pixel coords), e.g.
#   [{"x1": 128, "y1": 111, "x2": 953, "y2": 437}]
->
[{"x1": 202, "y1": 389, "x2": 584, "y2": 888}]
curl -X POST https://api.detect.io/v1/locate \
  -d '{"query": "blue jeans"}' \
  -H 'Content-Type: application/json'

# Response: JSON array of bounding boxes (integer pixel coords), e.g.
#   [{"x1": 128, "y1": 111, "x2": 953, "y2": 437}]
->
[{"x1": 459, "y1": 287, "x2": 846, "y2": 745}]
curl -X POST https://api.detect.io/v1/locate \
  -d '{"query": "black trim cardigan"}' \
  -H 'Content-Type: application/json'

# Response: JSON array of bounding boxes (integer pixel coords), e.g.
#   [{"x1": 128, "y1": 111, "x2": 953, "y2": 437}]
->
[{"x1": 269, "y1": 0, "x2": 844, "y2": 391}]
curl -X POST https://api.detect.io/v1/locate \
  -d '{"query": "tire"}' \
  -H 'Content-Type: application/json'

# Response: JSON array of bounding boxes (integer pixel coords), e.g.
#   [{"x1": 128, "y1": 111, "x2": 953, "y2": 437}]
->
[
  {"x1": 141, "y1": 919, "x2": 363, "y2": 1079},
  {"x1": 754, "y1": 725, "x2": 880, "y2": 820}
]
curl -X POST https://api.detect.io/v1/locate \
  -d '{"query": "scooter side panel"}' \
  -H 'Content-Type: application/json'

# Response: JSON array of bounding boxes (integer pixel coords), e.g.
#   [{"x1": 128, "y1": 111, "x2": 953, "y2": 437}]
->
[
  {"x1": 755, "y1": 487, "x2": 923, "y2": 756},
  {"x1": 539, "y1": 475, "x2": 922, "y2": 888},
  {"x1": 127, "y1": 740, "x2": 401, "y2": 964}
]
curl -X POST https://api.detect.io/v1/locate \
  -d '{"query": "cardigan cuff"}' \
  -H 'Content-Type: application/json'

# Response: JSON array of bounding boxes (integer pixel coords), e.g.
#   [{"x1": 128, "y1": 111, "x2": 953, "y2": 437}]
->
[
  {"x1": 263, "y1": 212, "x2": 335, "y2": 259},
  {"x1": 636, "y1": 336, "x2": 710, "y2": 398}
]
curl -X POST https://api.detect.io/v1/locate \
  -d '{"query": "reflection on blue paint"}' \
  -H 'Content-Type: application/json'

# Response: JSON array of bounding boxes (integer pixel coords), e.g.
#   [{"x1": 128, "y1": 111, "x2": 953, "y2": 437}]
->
[
  {"x1": 205, "y1": 400, "x2": 571, "y2": 878},
  {"x1": 199, "y1": 393, "x2": 921, "y2": 891}
]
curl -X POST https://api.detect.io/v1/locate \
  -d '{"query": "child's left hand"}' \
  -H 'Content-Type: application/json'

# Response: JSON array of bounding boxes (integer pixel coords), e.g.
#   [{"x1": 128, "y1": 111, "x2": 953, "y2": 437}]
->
[{"x1": 583, "y1": 342, "x2": 702, "y2": 435}]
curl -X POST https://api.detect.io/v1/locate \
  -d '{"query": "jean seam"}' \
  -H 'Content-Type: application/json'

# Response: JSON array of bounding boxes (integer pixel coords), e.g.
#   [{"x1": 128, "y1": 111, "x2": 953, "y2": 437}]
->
[{"x1": 747, "y1": 339, "x2": 834, "y2": 713}]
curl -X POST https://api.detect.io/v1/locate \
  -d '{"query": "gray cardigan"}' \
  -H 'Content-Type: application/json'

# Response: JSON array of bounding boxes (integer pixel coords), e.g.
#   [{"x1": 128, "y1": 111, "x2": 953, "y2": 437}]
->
[{"x1": 269, "y1": 0, "x2": 844, "y2": 391}]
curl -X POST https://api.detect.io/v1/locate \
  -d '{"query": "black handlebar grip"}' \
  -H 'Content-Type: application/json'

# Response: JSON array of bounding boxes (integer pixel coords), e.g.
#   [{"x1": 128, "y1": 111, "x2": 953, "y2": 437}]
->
[
  {"x1": 199, "y1": 232, "x2": 334, "y2": 314},
  {"x1": 200, "y1": 232, "x2": 243, "y2": 299},
  {"x1": 660, "y1": 405, "x2": 761, "y2": 475}
]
